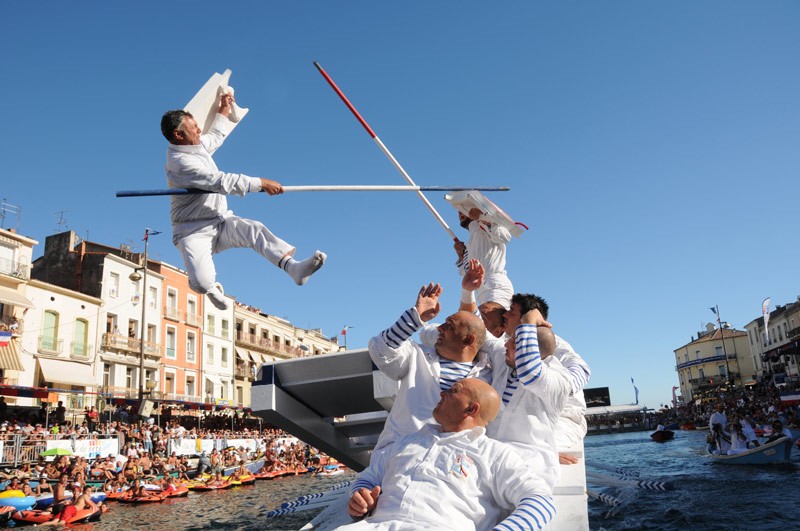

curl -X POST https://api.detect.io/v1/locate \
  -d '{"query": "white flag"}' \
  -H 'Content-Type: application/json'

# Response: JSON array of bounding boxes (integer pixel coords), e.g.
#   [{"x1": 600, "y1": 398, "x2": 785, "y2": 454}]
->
[{"x1": 762, "y1": 297, "x2": 771, "y2": 344}]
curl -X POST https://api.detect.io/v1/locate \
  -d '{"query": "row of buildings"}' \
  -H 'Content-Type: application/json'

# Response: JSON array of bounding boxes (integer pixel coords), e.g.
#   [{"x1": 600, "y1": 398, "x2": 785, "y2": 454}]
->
[
  {"x1": 674, "y1": 301, "x2": 800, "y2": 402},
  {"x1": 0, "y1": 228, "x2": 341, "y2": 416}
]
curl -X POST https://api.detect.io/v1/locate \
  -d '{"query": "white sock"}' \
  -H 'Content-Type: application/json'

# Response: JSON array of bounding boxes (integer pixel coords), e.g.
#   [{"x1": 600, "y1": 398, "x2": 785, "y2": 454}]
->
[
  {"x1": 282, "y1": 251, "x2": 327, "y2": 286},
  {"x1": 207, "y1": 283, "x2": 230, "y2": 311}
]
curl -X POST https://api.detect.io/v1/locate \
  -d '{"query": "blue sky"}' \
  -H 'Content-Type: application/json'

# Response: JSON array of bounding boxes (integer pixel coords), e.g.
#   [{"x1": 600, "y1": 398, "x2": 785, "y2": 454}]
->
[{"x1": 2, "y1": 2, "x2": 798, "y2": 409}]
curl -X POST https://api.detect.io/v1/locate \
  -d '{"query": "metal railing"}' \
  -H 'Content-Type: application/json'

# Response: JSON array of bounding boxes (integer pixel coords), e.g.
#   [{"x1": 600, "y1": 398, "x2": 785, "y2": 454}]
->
[
  {"x1": 0, "y1": 257, "x2": 30, "y2": 281},
  {"x1": 0, "y1": 434, "x2": 121, "y2": 467},
  {"x1": 0, "y1": 316, "x2": 22, "y2": 333},
  {"x1": 234, "y1": 365, "x2": 255, "y2": 381},
  {"x1": 101, "y1": 333, "x2": 162, "y2": 358},
  {"x1": 185, "y1": 312, "x2": 201, "y2": 327},
  {"x1": 38, "y1": 336, "x2": 64, "y2": 355},
  {"x1": 235, "y1": 331, "x2": 305, "y2": 358},
  {"x1": 164, "y1": 305, "x2": 180, "y2": 321},
  {"x1": 70, "y1": 341, "x2": 92, "y2": 359}
]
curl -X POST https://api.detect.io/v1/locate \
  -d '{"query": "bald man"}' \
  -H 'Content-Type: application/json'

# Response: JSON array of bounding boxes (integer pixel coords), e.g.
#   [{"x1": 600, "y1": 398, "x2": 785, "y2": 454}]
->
[
  {"x1": 344, "y1": 378, "x2": 554, "y2": 531},
  {"x1": 368, "y1": 283, "x2": 491, "y2": 456}
]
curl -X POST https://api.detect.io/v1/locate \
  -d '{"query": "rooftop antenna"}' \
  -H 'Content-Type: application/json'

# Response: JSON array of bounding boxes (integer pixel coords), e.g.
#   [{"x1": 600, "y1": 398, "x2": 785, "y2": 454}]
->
[
  {"x1": 53, "y1": 210, "x2": 69, "y2": 233},
  {"x1": 0, "y1": 200, "x2": 21, "y2": 230}
]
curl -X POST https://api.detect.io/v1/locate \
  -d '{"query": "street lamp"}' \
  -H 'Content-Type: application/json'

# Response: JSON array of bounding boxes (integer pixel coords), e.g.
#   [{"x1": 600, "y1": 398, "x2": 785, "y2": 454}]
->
[{"x1": 129, "y1": 228, "x2": 158, "y2": 413}]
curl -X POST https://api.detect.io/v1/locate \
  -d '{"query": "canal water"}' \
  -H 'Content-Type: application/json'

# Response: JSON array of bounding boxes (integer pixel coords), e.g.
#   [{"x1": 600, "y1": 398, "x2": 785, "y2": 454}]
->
[{"x1": 59, "y1": 431, "x2": 800, "y2": 530}]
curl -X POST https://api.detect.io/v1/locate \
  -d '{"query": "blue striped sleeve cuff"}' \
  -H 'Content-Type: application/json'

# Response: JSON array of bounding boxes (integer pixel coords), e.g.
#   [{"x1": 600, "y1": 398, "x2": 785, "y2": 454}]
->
[
  {"x1": 493, "y1": 495, "x2": 555, "y2": 531},
  {"x1": 350, "y1": 477, "x2": 377, "y2": 497},
  {"x1": 514, "y1": 325, "x2": 543, "y2": 386},
  {"x1": 381, "y1": 308, "x2": 423, "y2": 348}
]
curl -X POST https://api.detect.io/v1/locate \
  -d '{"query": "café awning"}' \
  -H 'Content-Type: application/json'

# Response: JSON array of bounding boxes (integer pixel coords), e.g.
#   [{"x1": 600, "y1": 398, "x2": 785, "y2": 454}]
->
[
  {"x1": 0, "y1": 287, "x2": 34, "y2": 309},
  {"x1": 38, "y1": 358, "x2": 97, "y2": 387},
  {"x1": 0, "y1": 341, "x2": 24, "y2": 371}
]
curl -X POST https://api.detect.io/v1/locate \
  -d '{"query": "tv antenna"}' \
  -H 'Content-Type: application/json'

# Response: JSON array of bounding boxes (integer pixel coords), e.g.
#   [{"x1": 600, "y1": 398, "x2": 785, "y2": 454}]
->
[{"x1": 0, "y1": 200, "x2": 21, "y2": 230}]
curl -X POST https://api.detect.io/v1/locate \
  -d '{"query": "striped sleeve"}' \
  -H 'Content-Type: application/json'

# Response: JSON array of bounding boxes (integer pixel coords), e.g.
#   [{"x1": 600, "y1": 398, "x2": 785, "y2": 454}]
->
[
  {"x1": 514, "y1": 324, "x2": 543, "y2": 386},
  {"x1": 567, "y1": 363, "x2": 590, "y2": 392},
  {"x1": 493, "y1": 495, "x2": 556, "y2": 531},
  {"x1": 380, "y1": 308, "x2": 424, "y2": 348}
]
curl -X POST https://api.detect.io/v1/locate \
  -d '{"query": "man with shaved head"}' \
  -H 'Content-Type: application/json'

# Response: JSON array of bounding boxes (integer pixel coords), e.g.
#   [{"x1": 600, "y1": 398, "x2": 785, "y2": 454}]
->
[
  {"x1": 368, "y1": 283, "x2": 490, "y2": 457},
  {"x1": 343, "y1": 379, "x2": 555, "y2": 531}
]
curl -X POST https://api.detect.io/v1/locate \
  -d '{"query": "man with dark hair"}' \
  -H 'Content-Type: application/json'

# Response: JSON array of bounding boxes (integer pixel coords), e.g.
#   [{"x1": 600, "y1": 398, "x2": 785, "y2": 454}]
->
[{"x1": 161, "y1": 93, "x2": 325, "y2": 311}]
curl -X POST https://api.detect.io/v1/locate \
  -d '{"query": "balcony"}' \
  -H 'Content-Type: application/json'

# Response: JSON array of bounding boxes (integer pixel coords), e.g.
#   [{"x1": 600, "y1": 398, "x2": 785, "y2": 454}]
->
[
  {"x1": 235, "y1": 331, "x2": 305, "y2": 358},
  {"x1": 0, "y1": 257, "x2": 30, "y2": 281},
  {"x1": 101, "y1": 385, "x2": 138, "y2": 399},
  {"x1": 0, "y1": 317, "x2": 22, "y2": 334},
  {"x1": 152, "y1": 391, "x2": 202, "y2": 403},
  {"x1": 234, "y1": 364, "x2": 255, "y2": 381},
  {"x1": 70, "y1": 342, "x2": 93, "y2": 360},
  {"x1": 101, "y1": 333, "x2": 162, "y2": 359},
  {"x1": 184, "y1": 312, "x2": 201, "y2": 327},
  {"x1": 38, "y1": 336, "x2": 63, "y2": 355},
  {"x1": 164, "y1": 305, "x2": 181, "y2": 322}
]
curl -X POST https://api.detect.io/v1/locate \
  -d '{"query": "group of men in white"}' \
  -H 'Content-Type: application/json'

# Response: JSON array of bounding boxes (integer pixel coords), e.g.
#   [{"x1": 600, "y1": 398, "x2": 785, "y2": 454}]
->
[
  {"x1": 159, "y1": 83, "x2": 590, "y2": 530},
  {"x1": 340, "y1": 210, "x2": 591, "y2": 530}
]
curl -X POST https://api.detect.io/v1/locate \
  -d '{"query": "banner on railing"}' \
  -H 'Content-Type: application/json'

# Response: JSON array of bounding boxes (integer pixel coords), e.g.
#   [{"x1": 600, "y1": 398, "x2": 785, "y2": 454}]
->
[
  {"x1": 170, "y1": 438, "x2": 216, "y2": 456},
  {"x1": 225, "y1": 438, "x2": 259, "y2": 453},
  {"x1": 73, "y1": 438, "x2": 119, "y2": 459}
]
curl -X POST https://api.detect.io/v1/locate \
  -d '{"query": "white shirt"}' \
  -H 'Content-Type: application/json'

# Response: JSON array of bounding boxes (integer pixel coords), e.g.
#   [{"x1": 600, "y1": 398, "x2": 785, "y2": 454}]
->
[
  {"x1": 486, "y1": 324, "x2": 571, "y2": 491},
  {"x1": 709, "y1": 411, "x2": 727, "y2": 429},
  {"x1": 369, "y1": 309, "x2": 490, "y2": 453},
  {"x1": 459, "y1": 219, "x2": 511, "y2": 279},
  {"x1": 166, "y1": 114, "x2": 262, "y2": 243},
  {"x1": 347, "y1": 424, "x2": 554, "y2": 531}
]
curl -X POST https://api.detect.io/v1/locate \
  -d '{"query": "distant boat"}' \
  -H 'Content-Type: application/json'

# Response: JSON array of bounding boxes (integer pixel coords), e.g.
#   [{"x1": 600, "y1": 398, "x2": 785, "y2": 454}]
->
[
  {"x1": 650, "y1": 429, "x2": 675, "y2": 443},
  {"x1": 708, "y1": 437, "x2": 793, "y2": 465}
]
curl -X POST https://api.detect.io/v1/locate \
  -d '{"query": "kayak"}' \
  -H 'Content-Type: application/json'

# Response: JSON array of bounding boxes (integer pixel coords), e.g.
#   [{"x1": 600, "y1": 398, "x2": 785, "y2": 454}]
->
[
  {"x1": 162, "y1": 486, "x2": 189, "y2": 498},
  {"x1": 12, "y1": 505, "x2": 103, "y2": 525}
]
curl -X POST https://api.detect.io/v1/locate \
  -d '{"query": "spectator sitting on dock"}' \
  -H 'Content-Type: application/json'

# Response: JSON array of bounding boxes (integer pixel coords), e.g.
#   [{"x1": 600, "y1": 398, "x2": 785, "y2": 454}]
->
[{"x1": 343, "y1": 378, "x2": 554, "y2": 531}]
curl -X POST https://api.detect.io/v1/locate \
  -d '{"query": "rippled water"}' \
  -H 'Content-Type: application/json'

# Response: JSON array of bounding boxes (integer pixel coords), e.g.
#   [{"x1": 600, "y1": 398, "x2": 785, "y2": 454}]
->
[
  {"x1": 60, "y1": 473, "x2": 354, "y2": 531},
  {"x1": 586, "y1": 430, "x2": 800, "y2": 531},
  {"x1": 42, "y1": 432, "x2": 800, "y2": 530}
]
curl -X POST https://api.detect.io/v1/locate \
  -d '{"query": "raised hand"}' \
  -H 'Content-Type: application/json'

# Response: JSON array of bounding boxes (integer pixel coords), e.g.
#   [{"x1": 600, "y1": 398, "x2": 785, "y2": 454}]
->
[
  {"x1": 415, "y1": 283, "x2": 442, "y2": 322},
  {"x1": 462, "y1": 259, "x2": 485, "y2": 292}
]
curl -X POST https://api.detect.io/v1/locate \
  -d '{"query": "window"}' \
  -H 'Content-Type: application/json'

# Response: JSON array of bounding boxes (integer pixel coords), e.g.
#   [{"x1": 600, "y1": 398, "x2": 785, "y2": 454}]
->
[
  {"x1": 186, "y1": 376, "x2": 196, "y2": 397},
  {"x1": 0, "y1": 243, "x2": 15, "y2": 275},
  {"x1": 715, "y1": 346, "x2": 723, "y2": 357},
  {"x1": 130, "y1": 281, "x2": 140, "y2": 305},
  {"x1": 72, "y1": 319, "x2": 89, "y2": 357},
  {"x1": 186, "y1": 332, "x2": 196, "y2": 362},
  {"x1": 206, "y1": 314, "x2": 215, "y2": 336},
  {"x1": 166, "y1": 328, "x2": 176, "y2": 359},
  {"x1": 126, "y1": 368, "x2": 133, "y2": 390},
  {"x1": 221, "y1": 319, "x2": 229, "y2": 339},
  {"x1": 187, "y1": 298, "x2": 197, "y2": 317},
  {"x1": 221, "y1": 347, "x2": 228, "y2": 368},
  {"x1": 102, "y1": 364, "x2": 111, "y2": 388},
  {"x1": 109, "y1": 273, "x2": 120, "y2": 298},
  {"x1": 166, "y1": 289, "x2": 178, "y2": 320},
  {"x1": 206, "y1": 343, "x2": 214, "y2": 365},
  {"x1": 718, "y1": 365, "x2": 727, "y2": 377},
  {"x1": 699, "y1": 368, "x2": 705, "y2": 379},
  {"x1": 41, "y1": 310, "x2": 59, "y2": 352},
  {"x1": 165, "y1": 374, "x2": 175, "y2": 394},
  {"x1": 148, "y1": 286, "x2": 158, "y2": 309}
]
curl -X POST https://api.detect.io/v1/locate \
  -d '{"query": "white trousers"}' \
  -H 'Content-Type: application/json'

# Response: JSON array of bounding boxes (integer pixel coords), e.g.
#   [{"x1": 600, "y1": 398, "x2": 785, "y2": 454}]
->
[
  {"x1": 477, "y1": 271, "x2": 513, "y2": 309},
  {"x1": 175, "y1": 216, "x2": 294, "y2": 295}
]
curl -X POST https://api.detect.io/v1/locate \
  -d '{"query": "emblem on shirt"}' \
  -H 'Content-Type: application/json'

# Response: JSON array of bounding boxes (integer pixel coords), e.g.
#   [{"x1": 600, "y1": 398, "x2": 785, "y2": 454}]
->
[{"x1": 448, "y1": 454, "x2": 474, "y2": 479}]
